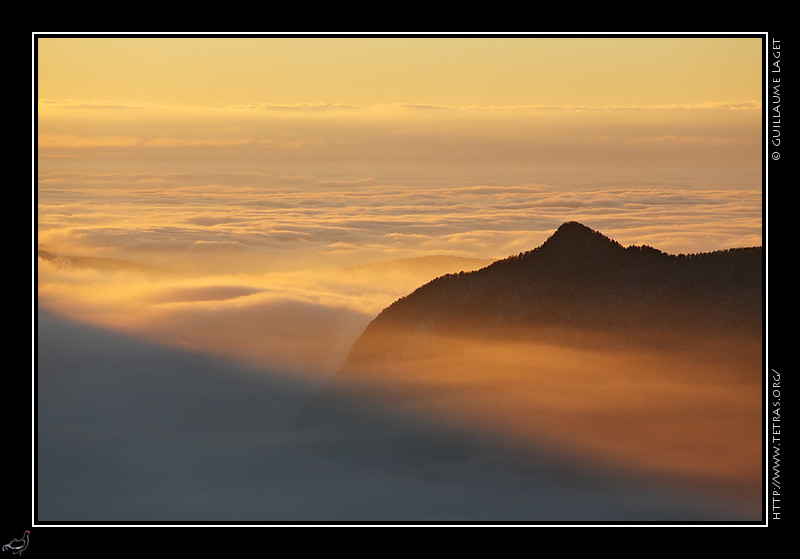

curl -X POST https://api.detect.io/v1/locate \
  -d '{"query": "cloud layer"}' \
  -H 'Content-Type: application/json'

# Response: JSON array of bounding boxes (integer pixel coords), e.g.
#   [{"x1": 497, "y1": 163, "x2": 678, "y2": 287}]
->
[
  {"x1": 38, "y1": 97, "x2": 762, "y2": 191},
  {"x1": 37, "y1": 177, "x2": 761, "y2": 376},
  {"x1": 37, "y1": 309, "x2": 759, "y2": 521},
  {"x1": 37, "y1": 91, "x2": 762, "y2": 377},
  {"x1": 38, "y1": 180, "x2": 762, "y2": 264}
]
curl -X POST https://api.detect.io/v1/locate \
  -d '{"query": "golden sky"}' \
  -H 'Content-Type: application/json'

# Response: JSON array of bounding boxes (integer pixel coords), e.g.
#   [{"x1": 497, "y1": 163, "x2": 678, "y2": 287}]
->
[{"x1": 37, "y1": 37, "x2": 761, "y2": 108}]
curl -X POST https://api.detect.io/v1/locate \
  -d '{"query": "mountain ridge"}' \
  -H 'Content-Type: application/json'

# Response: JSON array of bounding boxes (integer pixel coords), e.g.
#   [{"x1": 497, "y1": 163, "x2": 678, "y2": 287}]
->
[
  {"x1": 340, "y1": 222, "x2": 762, "y2": 370},
  {"x1": 308, "y1": 222, "x2": 763, "y2": 510}
]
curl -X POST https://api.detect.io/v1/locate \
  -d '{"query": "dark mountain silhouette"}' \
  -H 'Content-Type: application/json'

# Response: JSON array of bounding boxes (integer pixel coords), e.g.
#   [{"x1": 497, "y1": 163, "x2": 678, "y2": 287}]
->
[
  {"x1": 305, "y1": 222, "x2": 763, "y2": 511},
  {"x1": 340, "y1": 221, "x2": 761, "y2": 368}
]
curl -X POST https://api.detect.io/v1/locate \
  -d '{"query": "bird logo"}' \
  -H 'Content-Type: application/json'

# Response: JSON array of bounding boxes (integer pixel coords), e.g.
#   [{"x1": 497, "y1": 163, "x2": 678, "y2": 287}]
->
[{"x1": 2, "y1": 531, "x2": 29, "y2": 555}]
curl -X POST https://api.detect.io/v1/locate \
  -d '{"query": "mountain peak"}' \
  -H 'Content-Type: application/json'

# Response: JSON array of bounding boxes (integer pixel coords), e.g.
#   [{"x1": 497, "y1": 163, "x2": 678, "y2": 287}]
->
[
  {"x1": 550, "y1": 221, "x2": 605, "y2": 241},
  {"x1": 539, "y1": 222, "x2": 622, "y2": 256},
  {"x1": 555, "y1": 221, "x2": 595, "y2": 234}
]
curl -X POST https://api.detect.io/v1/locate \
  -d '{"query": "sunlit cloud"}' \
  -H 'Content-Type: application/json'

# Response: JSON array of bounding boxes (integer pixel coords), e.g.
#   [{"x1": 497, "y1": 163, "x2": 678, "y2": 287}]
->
[
  {"x1": 636, "y1": 135, "x2": 756, "y2": 146},
  {"x1": 38, "y1": 182, "x2": 761, "y2": 264},
  {"x1": 37, "y1": 102, "x2": 760, "y2": 191},
  {"x1": 38, "y1": 134, "x2": 142, "y2": 148},
  {"x1": 37, "y1": 176, "x2": 762, "y2": 379},
  {"x1": 39, "y1": 98, "x2": 150, "y2": 110},
  {"x1": 245, "y1": 102, "x2": 360, "y2": 111},
  {"x1": 40, "y1": 98, "x2": 762, "y2": 113},
  {"x1": 140, "y1": 138, "x2": 255, "y2": 147},
  {"x1": 393, "y1": 100, "x2": 762, "y2": 112}
]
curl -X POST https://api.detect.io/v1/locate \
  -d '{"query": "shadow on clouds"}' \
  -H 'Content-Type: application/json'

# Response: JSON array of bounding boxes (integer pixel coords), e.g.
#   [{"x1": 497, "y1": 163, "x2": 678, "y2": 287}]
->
[{"x1": 37, "y1": 309, "x2": 756, "y2": 522}]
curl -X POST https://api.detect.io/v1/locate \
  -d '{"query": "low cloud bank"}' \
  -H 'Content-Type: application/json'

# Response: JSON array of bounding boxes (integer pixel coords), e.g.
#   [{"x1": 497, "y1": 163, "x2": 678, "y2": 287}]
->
[
  {"x1": 39, "y1": 183, "x2": 762, "y2": 268},
  {"x1": 36, "y1": 309, "x2": 752, "y2": 522}
]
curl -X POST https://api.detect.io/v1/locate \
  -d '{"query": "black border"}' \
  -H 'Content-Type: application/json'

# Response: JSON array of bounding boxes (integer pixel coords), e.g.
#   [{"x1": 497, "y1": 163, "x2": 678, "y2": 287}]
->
[{"x1": 30, "y1": 32, "x2": 771, "y2": 541}]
